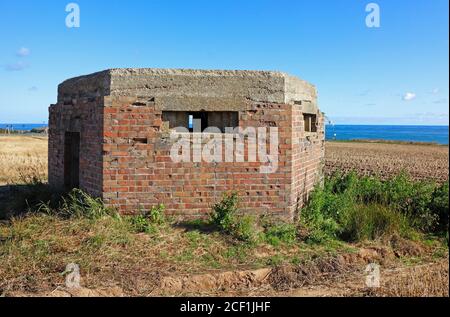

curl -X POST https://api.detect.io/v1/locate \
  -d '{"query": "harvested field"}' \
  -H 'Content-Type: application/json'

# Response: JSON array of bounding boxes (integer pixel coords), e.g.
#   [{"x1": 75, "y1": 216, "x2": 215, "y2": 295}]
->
[
  {"x1": 0, "y1": 135, "x2": 48, "y2": 185},
  {"x1": 325, "y1": 141, "x2": 449, "y2": 182}
]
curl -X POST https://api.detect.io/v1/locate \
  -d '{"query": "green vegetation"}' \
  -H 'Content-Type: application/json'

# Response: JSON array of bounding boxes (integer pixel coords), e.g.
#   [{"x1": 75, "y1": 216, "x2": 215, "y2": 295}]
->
[
  {"x1": 129, "y1": 204, "x2": 166, "y2": 234},
  {"x1": 210, "y1": 192, "x2": 259, "y2": 243},
  {"x1": 0, "y1": 170, "x2": 448, "y2": 295},
  {"x1": 210, "y1": 192, "x2": 298, "y2": 246},
  {"x1": 37, "y1": 189, "x2": 116, "y2": 220},
  {"x1": 300, "y1": 171, "x2": 449, "y2": 243}
]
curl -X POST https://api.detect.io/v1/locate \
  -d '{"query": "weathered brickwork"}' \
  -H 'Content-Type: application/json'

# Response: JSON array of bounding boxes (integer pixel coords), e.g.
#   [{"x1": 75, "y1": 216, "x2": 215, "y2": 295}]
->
[
  {"x1": 48, "y1": 68, "x2": 325, "y2": 221},
  {"x1": 48, "y1": 97, "x2": 104, "y2": 196}
]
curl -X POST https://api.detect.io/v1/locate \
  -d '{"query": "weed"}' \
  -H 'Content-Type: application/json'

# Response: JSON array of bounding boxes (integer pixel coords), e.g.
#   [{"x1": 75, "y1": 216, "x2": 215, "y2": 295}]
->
[
  {"x1": 129, "y1": 204, "x2": 166, "y2": 234},
  {"x1": 210, "y1": 192, "x2": 259, "y2": 244},
  {"x1": 210, "y1": 192, "x2": 239, "y2": 233},
  {"x1": 263, "y1": 222, "x2": 297, "y2": 246}
]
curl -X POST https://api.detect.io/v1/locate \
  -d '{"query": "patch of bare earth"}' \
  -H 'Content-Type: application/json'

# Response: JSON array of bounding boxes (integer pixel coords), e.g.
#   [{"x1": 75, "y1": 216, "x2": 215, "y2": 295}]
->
[{"x1": 325, "y1": 141, "x2": 449, "y2": 182}]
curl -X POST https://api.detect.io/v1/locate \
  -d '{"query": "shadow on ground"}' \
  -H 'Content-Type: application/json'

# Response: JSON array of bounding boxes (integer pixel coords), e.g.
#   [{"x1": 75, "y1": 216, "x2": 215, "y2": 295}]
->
[
  {"x1": 173, "y1": 219, "x2": 218, "y2": 234},
  {"x1": 0, "y1": 183, "x2": 58, "y2": 220}
]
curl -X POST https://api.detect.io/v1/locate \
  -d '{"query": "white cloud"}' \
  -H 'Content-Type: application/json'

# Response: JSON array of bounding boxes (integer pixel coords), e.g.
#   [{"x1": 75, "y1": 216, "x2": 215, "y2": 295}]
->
[
  {"x1": 4, "y1": 61, "x2": 29, "y2": 71},
  {"x1": 28, "y1": 86, "x2": 38, "y2": 91},
  {"x1": 402, "y1": 92, "x2": 416, "y2": 101},
  {"x1": 16, "y1": 47, "x2": 31, "y2": 57},
  {"x1": 431, "y1": 88, "x2": 440, "y2": 94}
]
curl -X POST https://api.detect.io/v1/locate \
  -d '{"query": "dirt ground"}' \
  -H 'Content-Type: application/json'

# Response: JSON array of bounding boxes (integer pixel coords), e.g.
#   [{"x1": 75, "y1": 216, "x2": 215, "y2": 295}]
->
[{"x1": 325, "y1": 141, "x2": 449, "y2": 182}]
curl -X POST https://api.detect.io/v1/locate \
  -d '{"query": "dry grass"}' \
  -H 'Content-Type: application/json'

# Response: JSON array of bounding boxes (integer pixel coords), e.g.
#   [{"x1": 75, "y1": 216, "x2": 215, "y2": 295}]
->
[
  {"x1": 0, "y1": 213, "x2": 350, "y2": 296},
  {"x1": 0, "y1": 136, "x2": 48, "y2": 185},
  {"x1": 366, "y1": 259, "x2": 449, "y2": 297}
]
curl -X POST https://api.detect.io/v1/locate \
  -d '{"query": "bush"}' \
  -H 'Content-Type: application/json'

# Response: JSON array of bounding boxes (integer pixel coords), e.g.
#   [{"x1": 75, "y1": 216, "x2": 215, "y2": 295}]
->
[
  {"x1": 210, "y1": 192, "x2": 258, "y2": 243},
  {"x1": 232, "y1": 215, "x2": 259, "y2": 243},
  {"x1": 210, "y1": 192, "x2": 239, "y2": 234},
  {"x1": 300, "y1": 171, "x2": 447, "y2": 243},
  {"x1": 430, "y1": 182, "x2": 449, "y2": 233}
]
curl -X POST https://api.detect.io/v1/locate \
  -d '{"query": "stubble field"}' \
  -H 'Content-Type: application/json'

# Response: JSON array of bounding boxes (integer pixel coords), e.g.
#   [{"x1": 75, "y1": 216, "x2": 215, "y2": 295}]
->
[{"x1": 325, "y1": 141, "x2": 449, "y2": 182}]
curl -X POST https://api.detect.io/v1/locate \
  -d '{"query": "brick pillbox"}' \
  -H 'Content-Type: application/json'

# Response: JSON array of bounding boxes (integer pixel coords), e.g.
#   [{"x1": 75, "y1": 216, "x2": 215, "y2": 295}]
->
[{"x1": 49, "y1": 68, "x2": 324, "y2": 221}]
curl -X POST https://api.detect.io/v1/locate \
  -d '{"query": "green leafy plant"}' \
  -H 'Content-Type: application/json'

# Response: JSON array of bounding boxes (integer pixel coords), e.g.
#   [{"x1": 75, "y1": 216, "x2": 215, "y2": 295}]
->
[
  {"x1": 210, "y1": 192, "x2": 239, "y2": 234},
  {"x1": 300, "y1": 171, "x2": 448, "y2": 243},
  {"x1": 263, "y1": 222, "x2": 297, "y2": 246},
  {"x1": 129, "y1": 204, "x2": 166, "y2": 234},
  {"x1": 210, "y1": 192, "x2": 258, "y2": 243}
]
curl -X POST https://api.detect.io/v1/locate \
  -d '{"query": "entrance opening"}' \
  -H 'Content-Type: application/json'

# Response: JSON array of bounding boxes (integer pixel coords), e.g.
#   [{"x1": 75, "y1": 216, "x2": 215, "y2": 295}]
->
[{"x1": 64, "y1": 132, "x2": 80, "y2": 191}]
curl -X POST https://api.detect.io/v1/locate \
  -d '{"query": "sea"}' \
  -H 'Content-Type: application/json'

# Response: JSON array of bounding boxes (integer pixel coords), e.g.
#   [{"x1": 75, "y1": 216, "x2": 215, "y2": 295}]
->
[
  {"x1": 325, "y1": 125, "x2": 449, "y2": 145},
  {"x1": 1, "y1": 123, "x2": 449, "y2": 145},
  {"x1": 0, "y1": 123, "x2": 47, "y2": 131}
]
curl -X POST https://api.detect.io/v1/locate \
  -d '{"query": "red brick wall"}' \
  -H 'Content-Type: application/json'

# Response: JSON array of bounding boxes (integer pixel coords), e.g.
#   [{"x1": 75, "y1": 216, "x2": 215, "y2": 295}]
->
[
  {"x1": 102, "y1": 96, "x2": 299, "y2": 219},
  {"x1": 48, "y1": 97, "x2": 104, "y2": 196},
  {"x1": 289, "y1": 104, "x2": 325, "y2": 218},
  {"x1": 50, "y1": 95, "x2": 324, "y2": 220}
]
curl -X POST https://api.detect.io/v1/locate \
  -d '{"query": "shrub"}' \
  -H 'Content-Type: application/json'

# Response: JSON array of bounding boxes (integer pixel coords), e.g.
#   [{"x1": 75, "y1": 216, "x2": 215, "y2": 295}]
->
[
  {"x1": 300, "y1": 171, "x2": 446, "y2": 243},
  {"x1": 299, "y1": 185, "x2": 346, "y2": 243},
  {"x1": 430, "y1": 182, "x2": 449, "y2": 232},
  {"x1": 263, "y1": 222, "x2": 297, "y2": 246},
  {"x1": 210, "y1": 192, "x2": 239, "y2": 234},
  {"x1": 232, "y1": 215, "x2": 259, "y2": 244},
  {"x1": 210, "y1": 192, "x2": 258, "y2": 243}
]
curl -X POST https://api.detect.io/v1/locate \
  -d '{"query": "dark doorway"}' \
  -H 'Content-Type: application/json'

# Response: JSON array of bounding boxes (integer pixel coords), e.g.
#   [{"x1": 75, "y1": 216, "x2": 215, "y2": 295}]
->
[{"x1": 64, "y1": 132, "x2": 80, "y2": 191}]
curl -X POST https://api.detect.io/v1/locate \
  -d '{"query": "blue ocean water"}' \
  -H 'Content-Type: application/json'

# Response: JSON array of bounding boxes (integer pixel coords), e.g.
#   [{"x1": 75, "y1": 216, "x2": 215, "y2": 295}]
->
[
  {"x1": 0, "y1": 123, "x2": 47, "y2": 131},
  {"x1": 326, "y1": 125, "x2": 449, "y2": 145},
  {"x1": 1, "y1": 123, "x2": 449, "y2": 145}
]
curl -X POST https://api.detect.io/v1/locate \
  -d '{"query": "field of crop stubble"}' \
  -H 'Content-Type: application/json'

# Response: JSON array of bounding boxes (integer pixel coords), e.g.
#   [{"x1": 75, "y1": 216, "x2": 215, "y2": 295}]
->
[
  {"x1": 325, "y1": 141, "x2": 449, "y2": 182},
  {"x1": 0, "y1": 135, "x2": 47, "y2": 185}
]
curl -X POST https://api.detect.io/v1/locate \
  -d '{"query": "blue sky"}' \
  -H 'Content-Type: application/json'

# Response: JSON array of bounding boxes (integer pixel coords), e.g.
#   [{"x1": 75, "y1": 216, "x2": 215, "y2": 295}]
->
[{"x1": 0, "y1": 0, "x2": 448, "y2": 125}]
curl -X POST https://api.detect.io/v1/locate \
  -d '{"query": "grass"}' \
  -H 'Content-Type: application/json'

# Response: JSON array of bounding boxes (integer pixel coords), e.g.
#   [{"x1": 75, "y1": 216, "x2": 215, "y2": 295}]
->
[{"x1": 0, "y1": 187, "x2": 355, "y2": 295}]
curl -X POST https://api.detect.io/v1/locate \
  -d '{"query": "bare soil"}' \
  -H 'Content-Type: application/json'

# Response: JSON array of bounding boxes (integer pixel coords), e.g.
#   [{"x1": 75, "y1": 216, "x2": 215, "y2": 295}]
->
[{"x1": 325, "y1": 141, "x2": 449, "y2": 182}]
